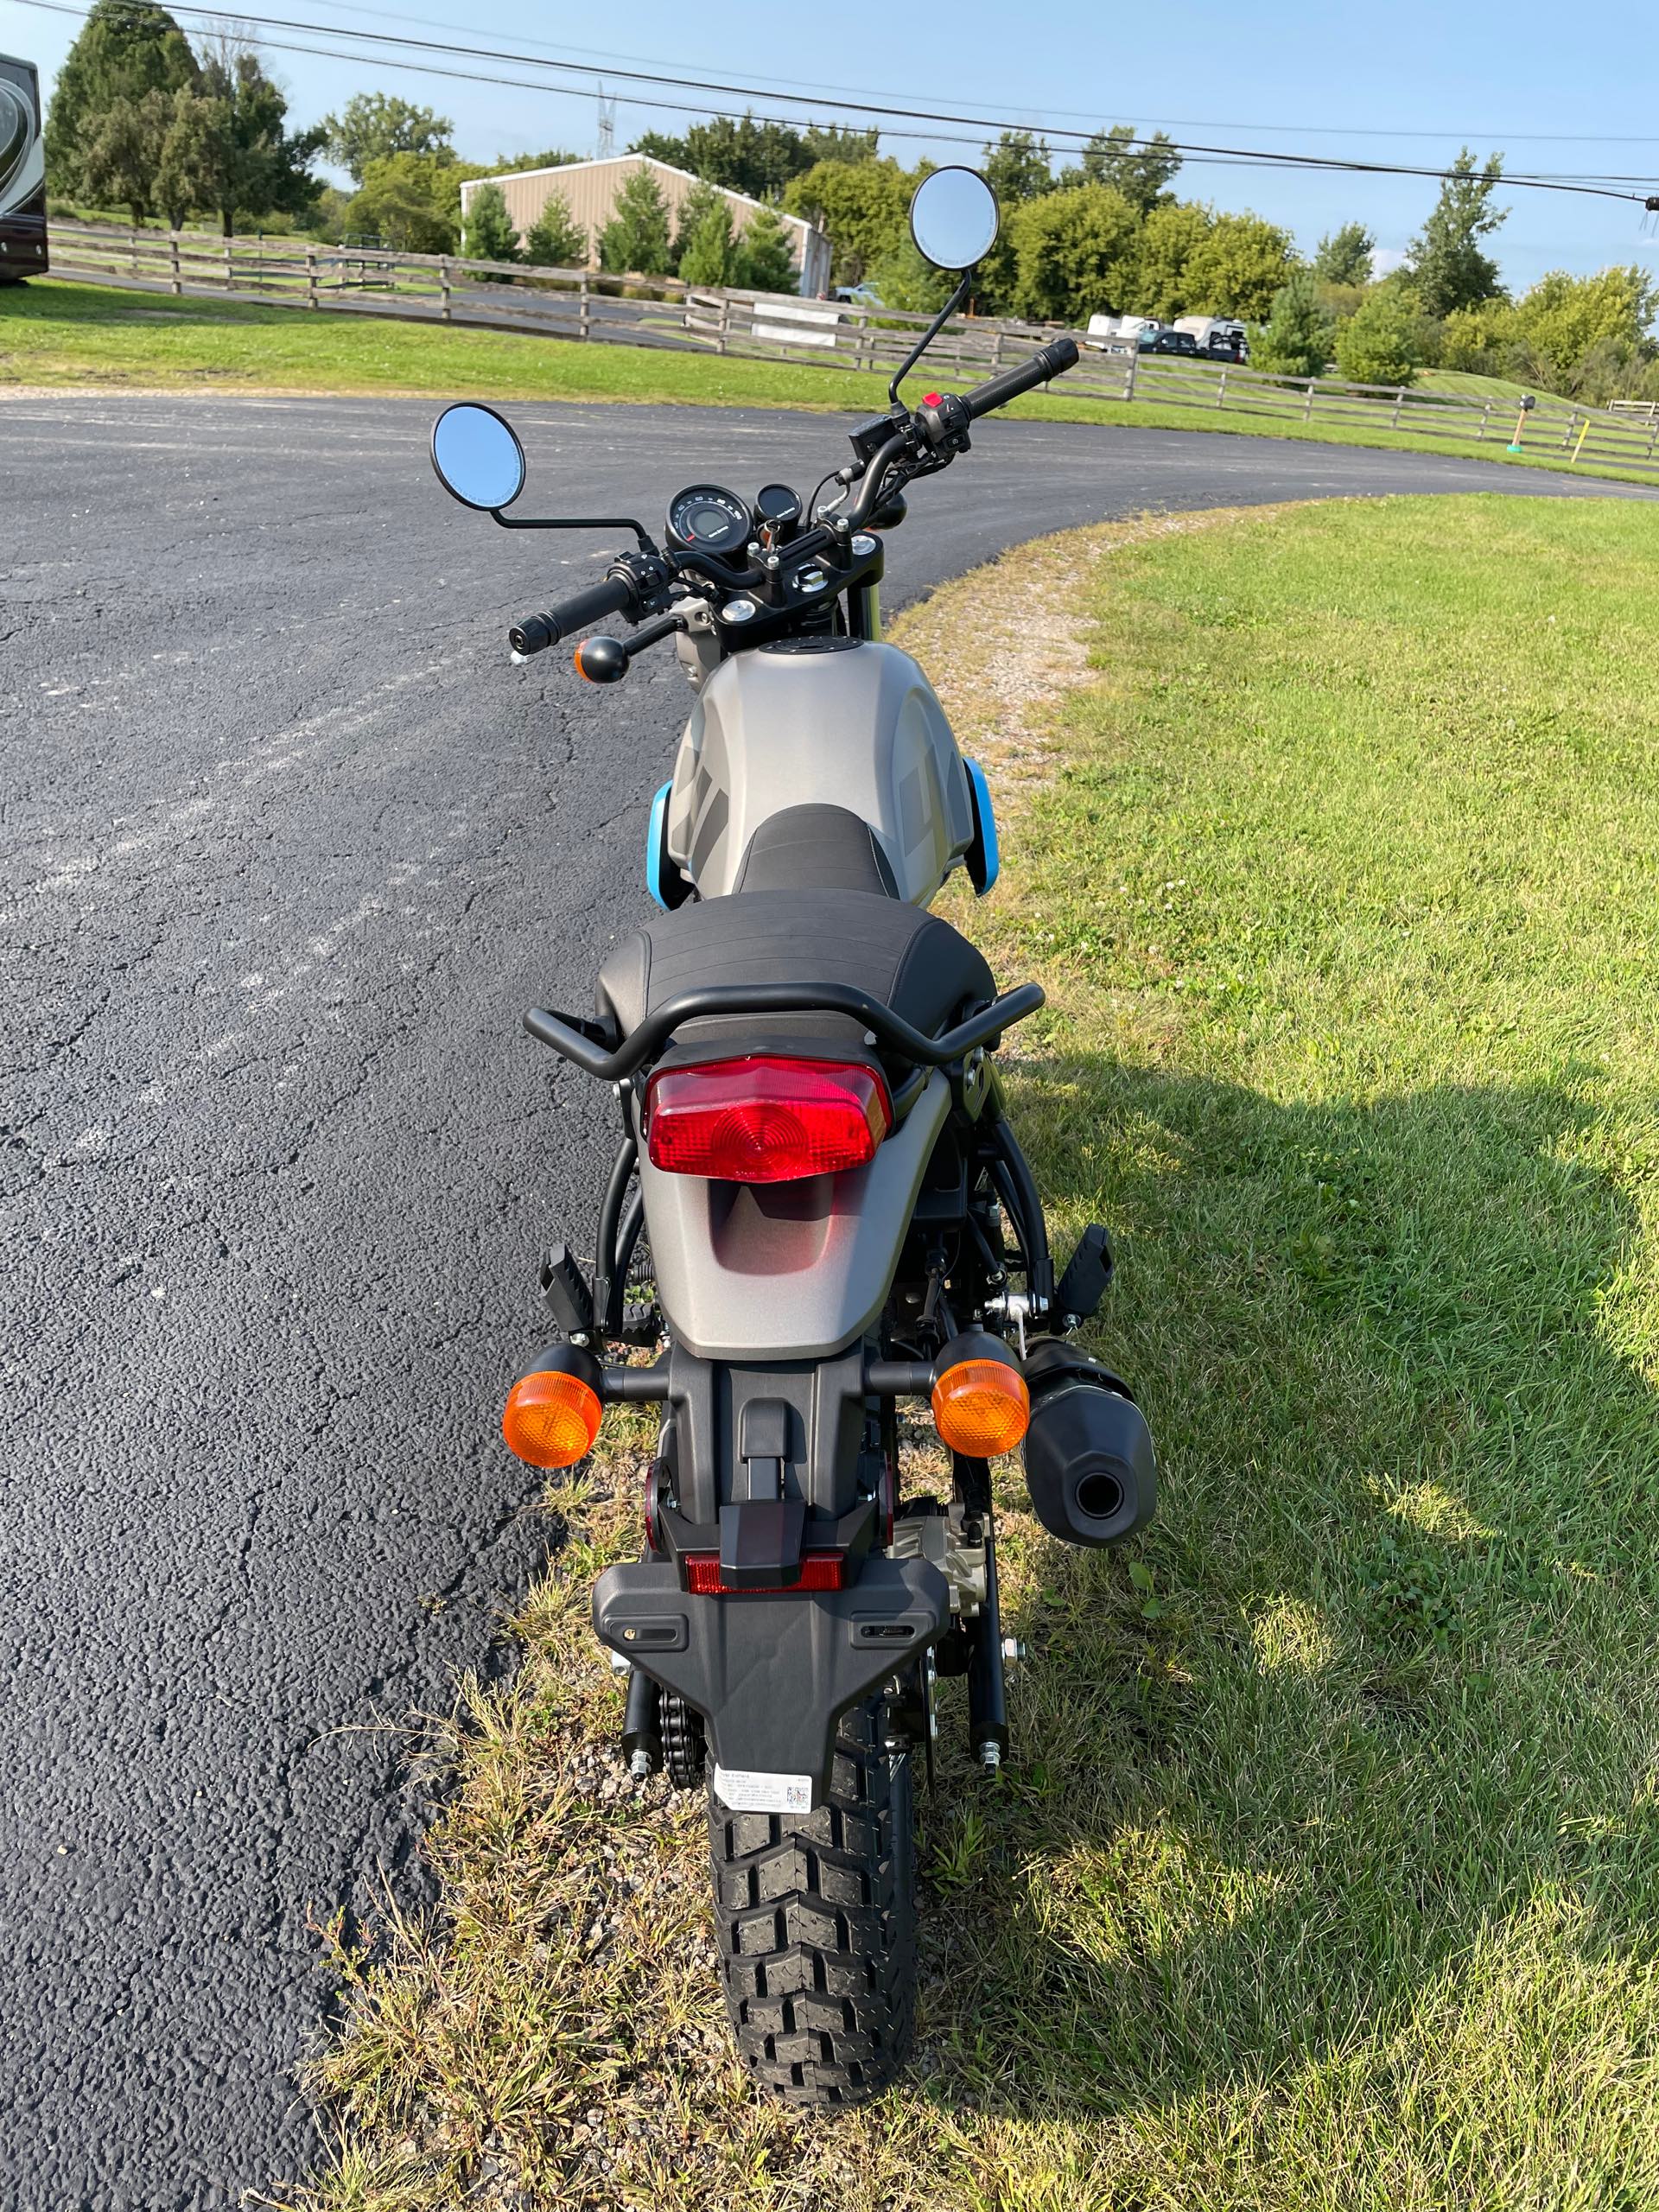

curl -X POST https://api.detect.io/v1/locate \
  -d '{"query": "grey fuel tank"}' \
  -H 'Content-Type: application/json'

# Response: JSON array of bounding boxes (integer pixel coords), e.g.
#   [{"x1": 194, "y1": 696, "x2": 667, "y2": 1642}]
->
[{"x1": 664, "y1": 638, "x2": 976, "y2": 906}]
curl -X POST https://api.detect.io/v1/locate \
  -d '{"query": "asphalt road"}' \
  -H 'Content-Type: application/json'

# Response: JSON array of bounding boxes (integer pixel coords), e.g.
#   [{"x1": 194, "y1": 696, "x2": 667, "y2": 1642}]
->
[{"x1": 3, "y1": 391, "x2": 1653, "y2": 2212}]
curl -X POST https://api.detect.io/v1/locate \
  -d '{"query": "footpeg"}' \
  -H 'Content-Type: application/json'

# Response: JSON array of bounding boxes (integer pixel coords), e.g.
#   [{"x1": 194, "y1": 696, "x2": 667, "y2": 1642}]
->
[
  {"x1": 539, "y1": 1243, "x2": 594, "y2": 1337},
  {"x1": 1055, "y1": 1224, "x2": 1114, "y2": 1329}
]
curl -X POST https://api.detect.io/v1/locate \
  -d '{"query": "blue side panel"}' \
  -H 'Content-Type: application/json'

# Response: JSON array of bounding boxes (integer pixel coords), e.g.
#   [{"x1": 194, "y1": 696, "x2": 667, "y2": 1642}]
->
[
  {"x1": 964, "y1": 758, "x2": 1000, "y2": 897},
  {"x1": 645, "y1": 780, "x2": 672, "y2": 910}
]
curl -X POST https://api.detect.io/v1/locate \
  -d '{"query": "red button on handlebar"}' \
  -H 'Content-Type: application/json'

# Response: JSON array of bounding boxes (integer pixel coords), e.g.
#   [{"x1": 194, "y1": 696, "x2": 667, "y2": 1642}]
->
[{"x1": 924, "y1": 392, "x2": 942, "y2": 406}]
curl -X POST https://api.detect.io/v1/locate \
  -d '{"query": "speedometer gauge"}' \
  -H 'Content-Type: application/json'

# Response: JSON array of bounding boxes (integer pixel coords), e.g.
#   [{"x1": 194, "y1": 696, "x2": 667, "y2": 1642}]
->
[{"x1": 666, "y1": 484, "x2": 752, "y2": 557}]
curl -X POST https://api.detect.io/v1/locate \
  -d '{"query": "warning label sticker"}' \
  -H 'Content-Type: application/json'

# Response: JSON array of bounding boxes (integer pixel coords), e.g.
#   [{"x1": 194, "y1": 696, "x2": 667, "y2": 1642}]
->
[{"x1": 712, "y1": 1765, "x2": 815, "y2": 1815}]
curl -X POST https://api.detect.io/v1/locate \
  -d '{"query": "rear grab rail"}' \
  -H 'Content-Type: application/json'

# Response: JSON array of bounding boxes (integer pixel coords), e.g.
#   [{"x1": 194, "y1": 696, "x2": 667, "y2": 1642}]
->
[{"x1": 524, "y1": 980, "x2": 1046, "y2": 1082}]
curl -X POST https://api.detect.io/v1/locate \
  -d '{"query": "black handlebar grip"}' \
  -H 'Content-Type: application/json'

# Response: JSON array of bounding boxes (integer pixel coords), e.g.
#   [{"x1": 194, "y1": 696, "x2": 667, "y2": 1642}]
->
[
  {"x1": 959, "y1": 335, "x2": 1081, "y2": 421},
  {"x1": 509, "y1": 574, "x2": 637, "y2": 657}
]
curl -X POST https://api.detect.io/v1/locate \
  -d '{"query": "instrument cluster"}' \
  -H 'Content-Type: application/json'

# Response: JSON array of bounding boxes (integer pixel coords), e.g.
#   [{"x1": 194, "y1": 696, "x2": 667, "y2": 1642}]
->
[{"x1": 665, "y1": 484, "x2": 751, "y2": 558}]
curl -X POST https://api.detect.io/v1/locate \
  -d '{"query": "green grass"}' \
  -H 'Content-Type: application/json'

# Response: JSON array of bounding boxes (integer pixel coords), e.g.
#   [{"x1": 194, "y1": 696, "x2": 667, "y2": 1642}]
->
[
  {"x1": 275, "y1": 495, "x2": 1659, "y2": 2211},
  {"x1": 1419, "y1": 365, "x2": 1541, "y2": 406},
  {"x1": 6, "y1": 278, "x2": 1656, "y2": 487}
]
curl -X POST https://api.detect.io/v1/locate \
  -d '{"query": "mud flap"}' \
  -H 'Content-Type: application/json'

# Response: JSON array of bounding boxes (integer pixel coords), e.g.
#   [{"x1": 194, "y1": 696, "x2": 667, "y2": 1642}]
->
[{"x1": 593, "y1": 1556, "x2": 949, "y2": 1808}]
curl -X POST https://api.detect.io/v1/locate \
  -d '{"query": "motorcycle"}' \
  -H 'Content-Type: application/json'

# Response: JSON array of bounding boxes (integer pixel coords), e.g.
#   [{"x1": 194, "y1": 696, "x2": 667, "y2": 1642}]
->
[{"x1": 429, "y1": 168, "x2": 1157, "y2": 2107}]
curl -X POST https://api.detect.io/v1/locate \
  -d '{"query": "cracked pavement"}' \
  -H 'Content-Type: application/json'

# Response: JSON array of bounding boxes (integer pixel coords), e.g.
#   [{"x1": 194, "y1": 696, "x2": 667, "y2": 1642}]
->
[{"x1": 2, "y1": 390, "x2": 1652, "y2": 2212}]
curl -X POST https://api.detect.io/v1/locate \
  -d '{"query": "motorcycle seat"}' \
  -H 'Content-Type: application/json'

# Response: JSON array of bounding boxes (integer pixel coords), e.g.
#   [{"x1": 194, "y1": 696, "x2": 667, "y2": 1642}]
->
[
  {"x1": 594, "y1": 886, "x2": 995, "y2": 1057},
  {"x1": 729, "y1": 804, "x2": 899, "y2": 899}
]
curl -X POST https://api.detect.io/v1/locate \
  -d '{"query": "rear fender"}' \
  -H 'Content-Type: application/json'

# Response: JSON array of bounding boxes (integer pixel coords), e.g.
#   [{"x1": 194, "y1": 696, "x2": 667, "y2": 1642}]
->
[
  {"x1": 639, "y1": 1070, "x2": 950, "y2": 1361},
  {"x1": 594, "y1": 1556, "x2": 949, "y2": 1808}
]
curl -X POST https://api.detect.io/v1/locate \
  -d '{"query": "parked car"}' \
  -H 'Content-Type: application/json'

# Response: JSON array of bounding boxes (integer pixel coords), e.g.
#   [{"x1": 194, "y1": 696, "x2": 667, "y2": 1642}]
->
[
  {"x1": 1203, "y1": 330, "x2": 1249, "y2": 363},
  {"x1": 1138, "y1": 327, "x2": 1200, "y2": 356},
  {"x1": 830, "y1": 282, "x2": 883, "y2": 308}
]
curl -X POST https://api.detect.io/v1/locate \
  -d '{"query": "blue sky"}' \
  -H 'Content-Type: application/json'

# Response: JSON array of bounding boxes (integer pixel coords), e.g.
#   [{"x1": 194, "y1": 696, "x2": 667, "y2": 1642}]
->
[{"x1": 5, "y1": 0, "x2": 1658, "y2": 291}]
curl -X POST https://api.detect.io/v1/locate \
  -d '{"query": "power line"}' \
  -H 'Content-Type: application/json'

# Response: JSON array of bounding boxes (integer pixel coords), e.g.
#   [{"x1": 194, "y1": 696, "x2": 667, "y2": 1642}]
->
[
  {"x1": 200, "y1": 0, "x2": 1659, "y2": 146},
  {"x1": 14, "y1": 0, "x2": 1657, "y2": 205}
]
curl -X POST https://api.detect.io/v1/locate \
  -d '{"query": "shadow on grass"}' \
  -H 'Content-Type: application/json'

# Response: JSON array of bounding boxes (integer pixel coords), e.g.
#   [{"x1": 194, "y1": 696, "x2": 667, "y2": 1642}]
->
[{"x1": 915, "y1": 1056, "x2": 1659, "y2": 2125}]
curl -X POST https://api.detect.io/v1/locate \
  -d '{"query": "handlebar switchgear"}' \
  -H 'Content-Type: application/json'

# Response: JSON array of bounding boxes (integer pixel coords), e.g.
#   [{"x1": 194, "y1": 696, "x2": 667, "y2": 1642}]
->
[{"x1": 912, "y1": 337, "x2": 1081, "y2": 449}]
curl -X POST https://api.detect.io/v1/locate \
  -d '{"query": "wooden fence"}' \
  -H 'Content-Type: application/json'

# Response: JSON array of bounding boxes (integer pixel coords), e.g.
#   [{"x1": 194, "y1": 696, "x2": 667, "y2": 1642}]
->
[
  {"x1": 45, "y1": 220, "x2": 696, "y2": 348},
  {"x1": 43, "y1": 221, "x2": 1659, "y2": 479}
]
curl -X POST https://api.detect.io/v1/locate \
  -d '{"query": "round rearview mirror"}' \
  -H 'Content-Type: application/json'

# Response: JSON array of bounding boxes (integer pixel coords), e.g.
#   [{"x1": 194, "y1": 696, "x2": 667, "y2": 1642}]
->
[
  {"x1": 909, "y1": 166, "x2": 1000, "y2": 272},
  {"x1": 430, "y1": 402, "x2": 526, "y2": 512}
]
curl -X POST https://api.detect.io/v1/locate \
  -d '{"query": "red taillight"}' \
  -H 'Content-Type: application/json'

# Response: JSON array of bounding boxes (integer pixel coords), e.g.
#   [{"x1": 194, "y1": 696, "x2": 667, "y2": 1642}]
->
[
  {"x1": 682, "y1": 1550, "x2": 846, "y2": 1595},
  {"x1": 645, "y1": 1056, "x2": 891, "y2": 1184}
]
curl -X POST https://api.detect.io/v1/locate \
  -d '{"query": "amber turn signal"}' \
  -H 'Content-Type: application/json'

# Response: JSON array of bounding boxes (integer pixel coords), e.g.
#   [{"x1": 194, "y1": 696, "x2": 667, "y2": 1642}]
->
[
  {"x1": 931, "y1": 1357, "x2": 1030, "y2": 1457},
  {"x1": 574, "y1": 635, "x2": 628, "y2": 684},
  {"x1": 503, "y1": 1366, "x2": 603, "y2": 1469}
]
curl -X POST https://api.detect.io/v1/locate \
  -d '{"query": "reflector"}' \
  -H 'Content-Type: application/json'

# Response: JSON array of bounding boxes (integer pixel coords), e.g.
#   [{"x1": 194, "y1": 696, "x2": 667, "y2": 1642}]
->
[
  {"x1": 682, "y1": 1550, "x2": 846, "y2": 1595},
  {"x1": 503, "y1": 1368, "x2": 603, "y2": 1469},
  {"x1": 645, "y1": 1056, "x2": 892, "y2": 1183},
  {"x1": 931, "y1": 1357, "x2": 1031, "y2": 1457}
]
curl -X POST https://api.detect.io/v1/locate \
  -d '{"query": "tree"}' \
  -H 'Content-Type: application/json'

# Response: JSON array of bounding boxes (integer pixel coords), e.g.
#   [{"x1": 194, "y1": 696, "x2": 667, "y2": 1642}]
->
[
  {"x1": 1406, "y1": 149, "x2": 1506, "y2": 320},
  {"x1": 734, "y1": 203, "x2": 798, "y2": 293},
  {"x1": 488, "y1": 147, "x2": 579, "y2": 175},
  {"x1": 45, "y1": 0, "x2": 198, "y2": 206},
  {"x1": 1440, "y1": 264, "x2": 1659, "y2": 399},
  {"x1": 464, "y1": 181, "x2": 519, "y2": 264},
  {"x1": 1007, "y1": 181, "x2": 1140, "y2": 323},
  {"x1": 1251, "y1": 268, "x2": 1333, "y2": 377},
  {"x1": 1437, "y1": 296, "x2": 1516, "y2": 374},
  {"x1": 1129, "y1": 200, "x2": 1216, "y2": 319},
  {"x1": 1313, "y1": 277, "x2": 1369, "y2": 328},
  {"x1": 1313, "y1": 220, "x2": 1375, "y2": 287},
  {"x1": 982, "y1": 129, "x2": 1054, "y2": 205},
  {"x1": 784, "y1": 157, "x2": 909, "y2": 285},
  {"x1": 321, "y1": 93, "x2": 451, "y2": 184},
  {"x1": 675, "y1": 180, "x2": 735, "y2": 285},
  {"x1": 79, "y1": 86, "x2": 174, "y2": 224},
  {"x1": 800, "y1": 124, "x2": 879, "y2": 167},
  {"x1": 671, "y1": 178, "x2": 724, "y2": 265},
  {"x1": 1181, "y1": 211, "x2": 1295, "y2": 319},
  {"x1": 523, "y1": 192, "x2": 588, "y2": 270},
  {"x1": 864, "y1": 232, "x2": 952, "y2": 314},
  {"x1": 302, "y1": 183, "x2": 352, "y2": 242},
  {"x1": 1515, "y1": 264, "x2": 1659, "y2": 380},
  {"x1": 345, "y1": 151, "x2": 480, "y2": 252},
  {"x1": 598, "y1": 164, "x2": 672, "y2": 276},
  {"x1": 632, "y1": 116, "x2": 872, "y2": 195},
  {"x1": 192, "y1": 46, "x2": 323, "y2": 238},
  {"x1": 631, "y1": 130, "x2": 692, "y2": 168},
  {"x1": 1334, "y1": 287, "x2": 1422, "y2": 385},
  {"x1": 151, "y1": 82, "x2": 217, "y2": 228},
  {"x1": 1078, "y1": 124, "x2": 1181, "y2": 213},
  {"x1": 631, "y1": 114, "x2": 808, "y2": 200}
]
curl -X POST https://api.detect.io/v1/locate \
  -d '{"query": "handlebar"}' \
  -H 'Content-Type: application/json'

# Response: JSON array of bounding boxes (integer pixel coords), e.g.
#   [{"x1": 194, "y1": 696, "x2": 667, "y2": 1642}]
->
[
  {"x1": 959, "y1": 336, "x2": 1080, "y2": 419},
  {"x1": 505, "y1": 334, "x2": 1081, "y2": 656},
  {"x1": 510, "y1": 573, "x2": 638, "y2": 657},
  {"x1": 909, "y1": 337, "x2": 1081, "y2": 456}
]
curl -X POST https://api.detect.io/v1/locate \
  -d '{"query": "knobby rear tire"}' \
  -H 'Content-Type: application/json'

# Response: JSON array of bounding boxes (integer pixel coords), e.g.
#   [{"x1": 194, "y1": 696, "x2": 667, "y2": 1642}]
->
[{"x1": 707, "y1": 1697, "x2": 917, "y2": 2105}]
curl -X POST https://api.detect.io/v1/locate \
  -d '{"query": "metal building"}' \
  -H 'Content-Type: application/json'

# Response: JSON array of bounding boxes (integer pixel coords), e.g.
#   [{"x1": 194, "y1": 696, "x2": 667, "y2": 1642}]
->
[{"x1": 459, "y1": 154, "x2": 832, "y2": 296}]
